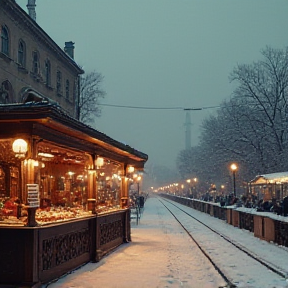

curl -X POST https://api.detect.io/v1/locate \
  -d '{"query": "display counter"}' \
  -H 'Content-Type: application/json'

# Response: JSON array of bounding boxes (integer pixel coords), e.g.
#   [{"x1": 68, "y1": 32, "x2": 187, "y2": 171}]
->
[{"x1": 0, "y1": 209, "x2": 130, "y2": 287}]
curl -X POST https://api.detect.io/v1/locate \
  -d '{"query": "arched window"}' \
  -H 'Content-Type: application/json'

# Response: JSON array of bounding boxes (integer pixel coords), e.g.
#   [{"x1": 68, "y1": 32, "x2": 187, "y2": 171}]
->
[
  {"x1": 45, "y1": 59, "x2": 51, "y2": 87},
  {"x1": 32, "y1": 50, "x2": 39, "y2": 74},
  {"x1": 56, "y1": 70, "x2": 62, "y2": 96},
  {"x1": 65, "y1": 79, "x2": 70, "y2": 99},
  {"x1": 73, "y1": 78, "x2": 78, "y2": 104},
  {"x1": 1, "y1": 25, "x2": 9, "y2": 55},
  {"x1": 18, "y1": 40, "x2": 26, "y2": 67},
  {"x1": 0, "y1": 80, "x2": 13, "y2": 104}
]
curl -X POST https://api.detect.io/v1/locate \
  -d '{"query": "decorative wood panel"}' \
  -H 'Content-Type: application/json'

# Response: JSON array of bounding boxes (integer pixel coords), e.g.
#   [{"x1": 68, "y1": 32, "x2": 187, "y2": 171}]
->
[
  {"x1": 42, "y1": 228, "x2": 90, "y2": 270},
  {"x1": 100, "y1": 220, "x2": 123, "y2": 246},
  {"x1": 95, "y1": 210, "x2": 127, "y2": 261},
  {"x1": 38, "y1": 218, "x2": 93, "y2": 284}
]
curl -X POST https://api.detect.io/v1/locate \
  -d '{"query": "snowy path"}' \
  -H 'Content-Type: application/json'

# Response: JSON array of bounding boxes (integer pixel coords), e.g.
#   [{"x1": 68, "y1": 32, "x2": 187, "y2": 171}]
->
[
  {"x1": 162, "y1": 198, "x2": 288, "y2": 288},
  {"x1": 43, "y1": 196, "x2": 288, "y2": 288}
]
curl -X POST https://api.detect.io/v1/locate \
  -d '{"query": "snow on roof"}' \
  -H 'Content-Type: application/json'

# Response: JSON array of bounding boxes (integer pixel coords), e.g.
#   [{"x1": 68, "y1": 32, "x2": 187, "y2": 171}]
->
[{"x1": 250, "y1": 171, "x2": 288, "y2": 184}]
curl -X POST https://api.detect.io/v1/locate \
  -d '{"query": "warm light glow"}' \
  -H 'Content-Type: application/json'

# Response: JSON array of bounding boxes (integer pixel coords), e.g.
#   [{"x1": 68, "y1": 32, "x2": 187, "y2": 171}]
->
[
  {"x1": 127, "y1": 166, "x2": 135, "y2": 173},
  {"x1": 112, "y1": 174, "x2": 121, "y2": 181},
  {"x1": 230, "y1": 163, "x2": 237, "y2": 171},
  {"x1": 12, "y1": 139, "x2": 28, "y2": 154},
  {"x1": 38, "y1": 152, "x2": 54, "y2": 158},
  {"x1": 95, "y1": 157, "x2": 104, "y2": 167},
  {"x1": 77, "y1": 175, "x2": 84, "y2": 180},
  {"x1": 194, "y1": 178, "x2": 197, "y2": 182},
  {"x1": 186, "y1": 179, "x2": 191, "y2": 183},
  {"x1": 137, "y1": 176, "x2": 142, "y2": 182}
]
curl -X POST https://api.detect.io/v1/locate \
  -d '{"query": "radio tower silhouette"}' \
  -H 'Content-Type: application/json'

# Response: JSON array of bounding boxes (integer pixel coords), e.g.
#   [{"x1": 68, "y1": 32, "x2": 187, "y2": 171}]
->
[{"x1": 184, "y1": 111, "x2": 192, "y2": 150}]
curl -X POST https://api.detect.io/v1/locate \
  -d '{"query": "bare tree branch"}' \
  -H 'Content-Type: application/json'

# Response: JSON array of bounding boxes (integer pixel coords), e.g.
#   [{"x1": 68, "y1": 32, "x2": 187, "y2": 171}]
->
[{"x1": 79, "y1": 71, "x2": 106, "y2": 125}]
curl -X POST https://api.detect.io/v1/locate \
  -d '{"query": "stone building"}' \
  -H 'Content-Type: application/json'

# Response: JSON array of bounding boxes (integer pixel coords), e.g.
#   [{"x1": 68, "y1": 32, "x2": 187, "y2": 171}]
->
[{"x1": 0, "y1": 0, "x2": 84, "y2": 118}]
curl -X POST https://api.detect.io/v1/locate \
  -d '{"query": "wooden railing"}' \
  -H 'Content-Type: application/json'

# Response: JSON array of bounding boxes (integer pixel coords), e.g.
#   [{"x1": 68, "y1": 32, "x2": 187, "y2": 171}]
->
[{"x1": 161, "y1": 193, "x2": 288, "y2": 248}]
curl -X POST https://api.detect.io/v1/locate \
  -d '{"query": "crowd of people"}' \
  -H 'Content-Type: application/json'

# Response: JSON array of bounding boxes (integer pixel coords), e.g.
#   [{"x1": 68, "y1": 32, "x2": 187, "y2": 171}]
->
[{"x1": 207, "y1": 193, "x2": 288, "y2": 216}]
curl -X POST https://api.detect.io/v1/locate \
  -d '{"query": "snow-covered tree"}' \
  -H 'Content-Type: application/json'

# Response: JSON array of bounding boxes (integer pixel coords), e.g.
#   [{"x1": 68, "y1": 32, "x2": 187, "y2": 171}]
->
[
  {"x1": 177, "y1": 46, "x2": 288, "y2": 189},
  {"x1": 229, "y1": 46, "x2": 288, "y2": 173}
]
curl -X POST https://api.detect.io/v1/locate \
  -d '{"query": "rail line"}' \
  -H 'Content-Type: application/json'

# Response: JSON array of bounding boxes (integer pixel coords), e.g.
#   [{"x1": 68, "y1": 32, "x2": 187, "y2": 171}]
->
[{"x1": 159, "y1": 197, "x2": 288, "y2": 288}]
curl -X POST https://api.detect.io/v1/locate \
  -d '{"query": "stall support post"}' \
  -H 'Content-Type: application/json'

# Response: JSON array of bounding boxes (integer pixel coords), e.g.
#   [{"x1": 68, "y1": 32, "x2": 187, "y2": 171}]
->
[
  {"x1": 87, "y1": 169, "x2": 97, "y2": 214},
  {"x1": 26, "y1": 207, "x2": 38, "y2": 227},
  {"x1": 88, "y1": 199, "x2": 96, "y2": 214},
  {"x1": 121, "y1": 172, "x2": 129, "y2": 208}
]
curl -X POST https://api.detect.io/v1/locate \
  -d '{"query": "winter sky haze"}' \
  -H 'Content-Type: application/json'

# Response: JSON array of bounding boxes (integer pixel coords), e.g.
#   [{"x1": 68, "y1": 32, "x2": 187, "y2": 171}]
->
[{"x1": 17, "y1": 0, "x2": 288, "y2": 170}]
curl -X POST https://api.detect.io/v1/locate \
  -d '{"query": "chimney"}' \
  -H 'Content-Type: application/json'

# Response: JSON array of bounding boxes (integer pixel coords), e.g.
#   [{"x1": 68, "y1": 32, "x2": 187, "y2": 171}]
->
[
  {"x1": 64, "y1": 41, "x2": 75, "y2": 59},
  {"x1": 27, "y1": 0, "x2": 36, "y2": 21}
]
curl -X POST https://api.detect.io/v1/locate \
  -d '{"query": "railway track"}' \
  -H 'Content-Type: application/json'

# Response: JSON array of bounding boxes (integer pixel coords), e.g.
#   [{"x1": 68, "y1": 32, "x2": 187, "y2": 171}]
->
[{"x1": 159, "y1": 197, "x2": 288, "y2": 288}]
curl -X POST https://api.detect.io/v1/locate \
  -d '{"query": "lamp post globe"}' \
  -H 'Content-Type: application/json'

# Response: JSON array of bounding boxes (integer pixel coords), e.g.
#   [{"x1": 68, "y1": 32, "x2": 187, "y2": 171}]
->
[{"x1": 230, "y1": 163, "x2": 237, "y2": 198}]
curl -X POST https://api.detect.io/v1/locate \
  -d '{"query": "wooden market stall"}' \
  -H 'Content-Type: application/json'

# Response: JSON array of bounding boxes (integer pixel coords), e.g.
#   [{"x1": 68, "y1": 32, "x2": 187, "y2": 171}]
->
[
  {"x1": 0, "y1": 102, "x2": 148, "y2": 287},
  {"x1": 249, "y1": 172, "x2": 288, "y2": 201}
]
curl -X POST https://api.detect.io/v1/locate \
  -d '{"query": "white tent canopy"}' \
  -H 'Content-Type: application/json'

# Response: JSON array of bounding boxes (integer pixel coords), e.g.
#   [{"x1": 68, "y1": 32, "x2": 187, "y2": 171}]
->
[{"x1": 250, "y1": 172, "x2": 288, "y2": 185}]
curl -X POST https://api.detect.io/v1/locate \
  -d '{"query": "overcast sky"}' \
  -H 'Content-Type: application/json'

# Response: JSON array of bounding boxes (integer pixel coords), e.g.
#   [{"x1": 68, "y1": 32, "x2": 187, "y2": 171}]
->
[{"x1": 17, "y1": 0, "x2": 288, "y2": 170}]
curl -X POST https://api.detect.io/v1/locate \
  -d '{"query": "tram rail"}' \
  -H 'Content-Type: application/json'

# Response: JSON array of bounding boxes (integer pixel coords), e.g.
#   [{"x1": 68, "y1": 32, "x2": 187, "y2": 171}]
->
[{"x1": 159, "y1": 197, "x2": 288, "y2": 288}]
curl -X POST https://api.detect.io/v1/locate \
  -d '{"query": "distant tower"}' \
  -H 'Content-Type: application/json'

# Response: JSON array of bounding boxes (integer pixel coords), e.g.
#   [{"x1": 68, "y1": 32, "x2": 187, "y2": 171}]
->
[
  {"x1": 27, "y1": 0, "x2": 36, "y2": 21},
  {"x1": 184, "y1": 111, "x2": 192, "y2": 150}
]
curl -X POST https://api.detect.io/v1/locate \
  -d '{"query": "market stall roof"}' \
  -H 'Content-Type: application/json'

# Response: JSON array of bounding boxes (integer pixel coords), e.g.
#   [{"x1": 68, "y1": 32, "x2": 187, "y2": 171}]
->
[
  {"x1": 250, "y1": 172, "x2": 288, "y2": 185},
  {"x1": 0, "y1": 103, "x2": 148, "y2": 168}
]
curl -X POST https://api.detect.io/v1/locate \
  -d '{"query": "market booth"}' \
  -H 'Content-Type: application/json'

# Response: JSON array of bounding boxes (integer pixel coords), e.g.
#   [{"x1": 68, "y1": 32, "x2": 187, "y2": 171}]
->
[
  {"x1": 0, "y1": 103, "x2": 148, "y2": 287},
  {"x1": 249, "y1": 172, "x2": 288, "y2": 201}
]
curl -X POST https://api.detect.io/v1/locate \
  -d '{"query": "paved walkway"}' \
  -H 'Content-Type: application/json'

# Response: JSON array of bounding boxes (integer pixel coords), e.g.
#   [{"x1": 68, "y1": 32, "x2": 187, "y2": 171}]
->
[{"x1": 43, "y1": 196, "x2": 224, "y2": 288}]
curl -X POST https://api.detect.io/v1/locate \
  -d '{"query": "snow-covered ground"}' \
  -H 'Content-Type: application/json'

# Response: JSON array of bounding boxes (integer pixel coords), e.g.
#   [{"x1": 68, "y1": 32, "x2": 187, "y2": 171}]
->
[
  {"x1": 44, "y1": 195, "x2": 288, "y2": 288},
  {"x1": 162, "y1": 198, "x2": 288, "y2": 288}
]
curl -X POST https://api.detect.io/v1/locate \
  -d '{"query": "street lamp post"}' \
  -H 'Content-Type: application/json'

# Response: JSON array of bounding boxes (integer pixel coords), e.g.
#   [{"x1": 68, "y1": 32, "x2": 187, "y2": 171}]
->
[
  {"x1": 186, "y1": 179, "x2": 191, "y2": 197},
  {"x1": 230, "y1": 163, "x2": 237, "y2": 198},
  {"x1": 193, "y1": 178, "x2": 197, "y2": 198}
]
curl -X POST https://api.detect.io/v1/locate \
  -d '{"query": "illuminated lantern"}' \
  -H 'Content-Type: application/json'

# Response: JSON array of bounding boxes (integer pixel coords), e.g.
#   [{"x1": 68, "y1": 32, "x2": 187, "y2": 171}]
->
[
  {"x1": 127, "y1": 166, "x2": 134, "y2": 173},
  {"x1": 95, "y1": 157, "x2": 104, "y2": 168},
  {"x1": 12, "y1": 139, "x2": 28, "y2": 157}
]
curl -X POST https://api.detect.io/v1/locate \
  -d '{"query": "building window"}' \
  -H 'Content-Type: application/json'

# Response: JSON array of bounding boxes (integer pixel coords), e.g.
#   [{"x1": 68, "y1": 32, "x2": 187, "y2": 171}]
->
[
  {"x1": 45, "y1": 59, "x2": 51, "y2": 87},
  {"x1": 56, "y1": 70, "x2": 62, "y2": 96},
  {"x1": 18, "y1": 40, "x2": 26, "y2": 67},
  {"x1": 65, "y1": 79, "x2": 70, "y2": 100},
  {"x1": 73, "y1": 78, "x2": 78, "y2": 104},
  {"x1": 0, "y1": 80, "x2": 13, "y2": 104},
  {"x1": 32, "y1": 51, "x2": 40, "y2": 74},
  {"x1": 1, "y1": 25, "x2": 9, "y2": 55}
]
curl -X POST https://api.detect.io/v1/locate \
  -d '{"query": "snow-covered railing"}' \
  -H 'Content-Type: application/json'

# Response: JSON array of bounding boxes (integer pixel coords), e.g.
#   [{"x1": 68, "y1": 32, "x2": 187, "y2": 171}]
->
[{"x1": 160, "y1": 193, "x2": 288, "y2": 248}]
